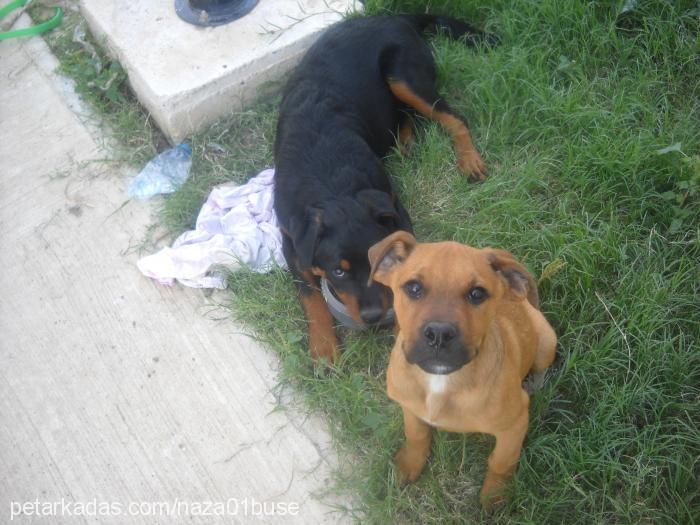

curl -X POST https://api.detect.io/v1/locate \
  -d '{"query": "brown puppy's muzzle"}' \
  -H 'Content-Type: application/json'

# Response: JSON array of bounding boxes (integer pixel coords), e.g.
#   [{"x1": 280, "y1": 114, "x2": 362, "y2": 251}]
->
[{"x1": 406, "y1": 320, "x2": 473, "y2": 375}]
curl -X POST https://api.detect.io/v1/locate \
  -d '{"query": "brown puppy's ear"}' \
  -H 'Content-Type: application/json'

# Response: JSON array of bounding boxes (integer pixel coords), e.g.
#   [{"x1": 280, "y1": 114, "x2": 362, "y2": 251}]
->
[
  {"x1": 289, "y1": 207, "x2": 324, "y2": 269},
  {"x1": 485, "y1": 248, "x2": 540, "y2": 308},
  {"x1": 368, "y1": 230, "x2": 417, "y2": 286}
]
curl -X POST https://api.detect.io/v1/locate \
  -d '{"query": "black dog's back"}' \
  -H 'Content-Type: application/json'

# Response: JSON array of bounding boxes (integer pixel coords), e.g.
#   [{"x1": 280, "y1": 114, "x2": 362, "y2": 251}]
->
[
  {"x1": 274, "y1": 15, "x2": 495, "y2": 208},
  {"x1": 274, "y1": 17, "x2": 421, "y2": 178},
  {"x1": 272, "y1": 14, "x2": 496, "y2": 361}
]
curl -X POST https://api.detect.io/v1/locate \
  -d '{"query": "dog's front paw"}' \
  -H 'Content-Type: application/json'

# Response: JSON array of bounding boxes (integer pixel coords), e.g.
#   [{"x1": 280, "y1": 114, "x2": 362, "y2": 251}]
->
[
  {"x1": 395, "y1": 444, "x2": 428, "y2": 483},
  {"x1": 480, "y1": 489, "x2": 507, "y2": 514},
  {"x1": 479, "y1": 471, "x2": 509, "y2": 512},
  {"x1": 309, "y1": 333, "x2": 339, "y2": 366},
  {"x1": 310, "y1": 344, "x2": 338, "y2": 367},
  {"x1": 459, "y1": 150, "x2": 488, "y2": 181}
]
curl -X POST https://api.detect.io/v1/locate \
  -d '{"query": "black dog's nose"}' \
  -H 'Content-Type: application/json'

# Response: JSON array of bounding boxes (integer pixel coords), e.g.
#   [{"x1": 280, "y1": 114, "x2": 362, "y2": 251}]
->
[
  {"x1": 423, "y1": 322, "x2": 457, "y2": 349},
  {"x1": 360, "y1": 306, "x2": 384, "y2": 325}
]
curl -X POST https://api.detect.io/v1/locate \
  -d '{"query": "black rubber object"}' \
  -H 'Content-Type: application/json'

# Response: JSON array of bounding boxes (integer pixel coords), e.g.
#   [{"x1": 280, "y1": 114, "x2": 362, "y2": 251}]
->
[{"x1": 175, "y1": 0, "x2": 258, "y2": 27}]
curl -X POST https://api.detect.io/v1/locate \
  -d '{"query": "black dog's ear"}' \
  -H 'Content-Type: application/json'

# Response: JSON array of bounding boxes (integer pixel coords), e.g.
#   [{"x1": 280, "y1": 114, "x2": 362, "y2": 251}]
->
[
  {"x1": 357, "y1": 189, "x2": 400, "y2": 228},
  {"x1": 289, "y1": 207, "x2": 324, "y2": 269}
]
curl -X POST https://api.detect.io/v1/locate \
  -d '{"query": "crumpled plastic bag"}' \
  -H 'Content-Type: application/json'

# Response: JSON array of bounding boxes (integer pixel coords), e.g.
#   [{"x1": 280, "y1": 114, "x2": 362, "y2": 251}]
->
[{"x1": 128, "y1": 143, "x2": 192, "y2": 199}]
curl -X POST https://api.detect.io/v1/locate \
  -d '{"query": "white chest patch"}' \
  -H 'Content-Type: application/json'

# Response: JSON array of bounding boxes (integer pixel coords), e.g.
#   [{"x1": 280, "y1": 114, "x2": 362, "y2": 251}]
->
[
  {"x1": 423, "y1": 375, "x2": 449, "y2": 424},
  {"x1": 427, "y1": 375, "x2": 448, "y2": 394}
]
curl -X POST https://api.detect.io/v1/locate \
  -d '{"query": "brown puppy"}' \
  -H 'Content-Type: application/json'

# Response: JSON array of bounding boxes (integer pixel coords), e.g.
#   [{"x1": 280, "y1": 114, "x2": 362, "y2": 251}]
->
[{"x1": 368, "y1": 231, "x2": 557, "y2": 510}]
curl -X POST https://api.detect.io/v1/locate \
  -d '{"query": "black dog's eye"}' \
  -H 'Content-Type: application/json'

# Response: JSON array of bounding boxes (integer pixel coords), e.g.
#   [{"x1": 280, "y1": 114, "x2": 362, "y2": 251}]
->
[
  {"x1": 332, "y1": 268, "x2": 347, "y2": 278},
  {"x1": 467, "y1": 286, "x2": 488, "y2": 305},
  {"x1": 403, "y1": 280, "x2": 423, "y2": 299}
]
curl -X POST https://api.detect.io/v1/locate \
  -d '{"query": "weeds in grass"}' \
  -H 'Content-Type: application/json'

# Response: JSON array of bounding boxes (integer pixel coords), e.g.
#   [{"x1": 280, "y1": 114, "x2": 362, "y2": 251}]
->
[{"x1": 28, "y1": 2, "x2": 162, "y2": 165}]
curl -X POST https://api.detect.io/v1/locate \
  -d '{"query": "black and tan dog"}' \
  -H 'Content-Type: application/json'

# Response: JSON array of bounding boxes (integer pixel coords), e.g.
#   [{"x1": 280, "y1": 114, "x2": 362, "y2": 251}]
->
[
  {"x1": 368, "y1": 231, "x2": 557, "y2": 509},
  {"x1": 274, "y1": 15, "x2": 496, "y2": 363}
]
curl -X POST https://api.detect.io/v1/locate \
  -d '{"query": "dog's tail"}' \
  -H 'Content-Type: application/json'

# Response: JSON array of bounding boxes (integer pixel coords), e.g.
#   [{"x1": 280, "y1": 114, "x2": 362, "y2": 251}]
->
[{"x1": 399, "y1": 14, "x2": 500, "y2": 47}]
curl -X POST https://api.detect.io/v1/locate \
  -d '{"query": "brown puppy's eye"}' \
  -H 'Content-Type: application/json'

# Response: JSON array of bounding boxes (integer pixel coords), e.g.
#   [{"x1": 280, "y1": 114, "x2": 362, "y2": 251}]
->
[
  {"x1": 403, "y1": 280, "x2": 423, "y2": 299},
  {"x1": 467, "y1": 286, "x2": 488, "y2": 305},
  {"x1": 332, "y1": 268, "x2": 347, "y2": 278}
]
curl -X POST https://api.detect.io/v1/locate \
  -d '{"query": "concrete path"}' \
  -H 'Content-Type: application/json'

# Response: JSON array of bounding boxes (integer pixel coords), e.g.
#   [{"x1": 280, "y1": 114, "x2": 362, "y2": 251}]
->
[{"x1": 0, "y1": 19, "x2": 345, "y2": 525}]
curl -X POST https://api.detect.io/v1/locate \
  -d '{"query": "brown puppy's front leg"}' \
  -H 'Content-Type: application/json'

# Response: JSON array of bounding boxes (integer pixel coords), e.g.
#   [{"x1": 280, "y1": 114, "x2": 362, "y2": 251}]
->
[
  {"x1": 480, "y1": 398, "x2": 530, "y2": 511},
  {"x1": 396, "y1": 408, "x2": 432, "y2": 483}
]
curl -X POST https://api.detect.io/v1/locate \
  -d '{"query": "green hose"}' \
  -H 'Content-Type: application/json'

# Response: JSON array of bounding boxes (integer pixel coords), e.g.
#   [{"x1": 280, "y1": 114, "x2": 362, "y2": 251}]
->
[{"x1": 0, "y1": 0, "x2": 62, "y2": 41}]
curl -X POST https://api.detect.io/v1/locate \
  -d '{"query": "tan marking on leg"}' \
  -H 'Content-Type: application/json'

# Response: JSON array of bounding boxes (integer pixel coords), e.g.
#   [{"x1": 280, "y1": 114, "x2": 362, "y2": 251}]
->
[
  {"x1": 388, "y1": 80, "x2": 436, "y2": 115},
  {"x1": 299, "y1": 270, "x2": 338, "y2": 364},
  {"x1": 388, "y1": 80, "x2": 487, "y2": 180},
  {"x1": 435, "y1": 112, "x2": 487, "y2": 180},
  {"x1": 398, "y1": 118, "x2": 414, "y2": 155},
  {"x1": 299, "y1": 290, "x2": 338, "y2": 364}
]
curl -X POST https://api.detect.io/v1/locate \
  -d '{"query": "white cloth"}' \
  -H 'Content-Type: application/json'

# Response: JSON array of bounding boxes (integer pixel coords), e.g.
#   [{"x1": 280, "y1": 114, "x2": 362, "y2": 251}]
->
[{"x1": 137, "y1": 168, "x2": 287, "y2": 289}]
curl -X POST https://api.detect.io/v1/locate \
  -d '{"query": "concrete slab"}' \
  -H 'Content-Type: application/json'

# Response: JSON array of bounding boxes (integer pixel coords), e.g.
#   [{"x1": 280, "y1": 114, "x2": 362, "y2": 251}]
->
[
  {"x1": 0, "y1": 16, "x2": 347, "y2": 525},
  {"x1": 80, "y1": 0, "x2": 361, "y2": 143}
]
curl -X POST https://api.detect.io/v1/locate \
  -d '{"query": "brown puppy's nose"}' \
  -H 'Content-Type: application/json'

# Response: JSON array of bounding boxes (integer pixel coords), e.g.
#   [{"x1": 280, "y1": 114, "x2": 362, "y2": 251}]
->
[
  {"x1": 423, "y1": 322, "x2": 457, "y2": 349},
  {"x1": 360, "y1": 306, "x2": 384, "y2": 325}
]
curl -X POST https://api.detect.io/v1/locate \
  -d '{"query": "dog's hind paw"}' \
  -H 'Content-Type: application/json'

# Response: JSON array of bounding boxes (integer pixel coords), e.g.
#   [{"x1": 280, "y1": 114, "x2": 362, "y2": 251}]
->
[
  {"x1": 523, "y1": 370, "x2": 546, "y2": 395},
  {"x1": 459, "y1": 150, "x2": 488, "y2": 181}
]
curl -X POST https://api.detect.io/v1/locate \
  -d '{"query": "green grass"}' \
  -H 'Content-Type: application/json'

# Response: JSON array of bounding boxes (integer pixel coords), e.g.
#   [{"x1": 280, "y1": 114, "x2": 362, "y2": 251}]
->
[
  {"x1": 48, "y1": 0, "x2": 700, "y2": 522},
  {"x1": 28, "y1": 2, "x2": 162, "y2": 165}
]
